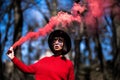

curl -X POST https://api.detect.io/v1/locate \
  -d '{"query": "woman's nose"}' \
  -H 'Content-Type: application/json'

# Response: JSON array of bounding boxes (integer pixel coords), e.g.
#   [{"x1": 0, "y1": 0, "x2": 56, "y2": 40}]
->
[{"x1": 54, "y1": 40, "x2": 59, "y2": 44}]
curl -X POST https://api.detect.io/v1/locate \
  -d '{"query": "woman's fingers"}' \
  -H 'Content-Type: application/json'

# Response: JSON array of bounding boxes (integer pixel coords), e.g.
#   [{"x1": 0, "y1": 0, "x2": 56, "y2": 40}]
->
[{"x1": 7, "y1": 47, "x2": 15, "y2": 59}]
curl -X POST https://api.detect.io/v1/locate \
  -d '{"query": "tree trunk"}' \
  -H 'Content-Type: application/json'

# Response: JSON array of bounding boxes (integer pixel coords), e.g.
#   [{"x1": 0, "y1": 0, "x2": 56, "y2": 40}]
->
[
  {"x1": 74, "y1": 39, "x2": 81, "y2": 80},
  {"x1": 11, "y1": 0, "x2": 23, "y2": 80}
]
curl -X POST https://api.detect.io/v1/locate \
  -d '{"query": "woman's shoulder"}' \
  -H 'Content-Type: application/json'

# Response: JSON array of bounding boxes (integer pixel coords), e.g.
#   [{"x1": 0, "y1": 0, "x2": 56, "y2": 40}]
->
[
  {"x1": 66, "y1": 59, "x2": 74, "y2": 65},
  {"x1": 34, "y1": 56, "x2": 52, "y2": 63},
  {"x1": 60, "y1": 56, "x2": 74, "y2": 65}
]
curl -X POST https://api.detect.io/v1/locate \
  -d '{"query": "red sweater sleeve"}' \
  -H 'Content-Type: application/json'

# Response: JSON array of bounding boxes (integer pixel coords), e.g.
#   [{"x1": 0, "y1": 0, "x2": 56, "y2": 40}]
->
[
  {"x1": 68, "y1": 62, "x2": 75, "y2": 80},
  {"x1": 12, "y1": 57, "x2": 36, "y2": 74}
]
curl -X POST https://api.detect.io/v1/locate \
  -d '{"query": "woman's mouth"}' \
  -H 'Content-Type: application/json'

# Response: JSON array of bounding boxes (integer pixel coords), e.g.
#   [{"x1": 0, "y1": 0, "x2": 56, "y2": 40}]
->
[{"x1": 54, "y1": 45, "x2": 59, "y2": 49}]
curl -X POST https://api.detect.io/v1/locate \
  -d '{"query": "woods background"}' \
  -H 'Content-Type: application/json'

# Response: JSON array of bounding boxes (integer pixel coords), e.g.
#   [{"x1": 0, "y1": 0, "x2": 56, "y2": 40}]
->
[{"x1": 0, "y1": 0, "x2": 120, "y2": 80}]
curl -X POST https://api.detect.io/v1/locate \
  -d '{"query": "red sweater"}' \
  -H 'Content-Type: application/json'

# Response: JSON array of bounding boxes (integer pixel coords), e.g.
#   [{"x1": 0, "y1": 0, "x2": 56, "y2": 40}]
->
[{"x1": 12, "y1": 55, "x2": 75, "y2": 80}]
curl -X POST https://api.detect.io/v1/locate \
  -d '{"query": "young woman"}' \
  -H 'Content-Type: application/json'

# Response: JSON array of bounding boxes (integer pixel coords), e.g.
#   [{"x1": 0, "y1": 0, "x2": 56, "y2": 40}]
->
[{"x1": 7, "y1": 30, "x2": 75, "y2": 80}]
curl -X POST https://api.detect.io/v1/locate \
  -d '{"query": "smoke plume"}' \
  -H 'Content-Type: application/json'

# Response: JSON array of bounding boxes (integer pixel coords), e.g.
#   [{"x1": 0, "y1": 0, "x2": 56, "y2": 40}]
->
[{"x1": 12, "y1": 0, "x2": 120, "y2": 49}]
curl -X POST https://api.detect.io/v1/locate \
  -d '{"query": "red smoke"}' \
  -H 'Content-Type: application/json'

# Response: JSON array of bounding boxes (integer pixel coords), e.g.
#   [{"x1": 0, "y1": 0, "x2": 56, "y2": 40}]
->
[
  {"x1": 12, "y1": 0, "x2": 119, "y2": 49},
  {"x1": 12, "y1": 11, "x2": 81, "y2": 49},
  {"x1": 71, "y1": 3, "x2": 87, "y2": 16},
  {"x1": 87, "y1": 0, "x2": 104, "y2": 17}
]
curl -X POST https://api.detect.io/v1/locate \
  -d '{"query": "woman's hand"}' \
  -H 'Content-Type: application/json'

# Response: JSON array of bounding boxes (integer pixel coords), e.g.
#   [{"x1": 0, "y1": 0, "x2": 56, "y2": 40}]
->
[{"x1": 7, "y1": 47, "x2": 15, "y2": 60}]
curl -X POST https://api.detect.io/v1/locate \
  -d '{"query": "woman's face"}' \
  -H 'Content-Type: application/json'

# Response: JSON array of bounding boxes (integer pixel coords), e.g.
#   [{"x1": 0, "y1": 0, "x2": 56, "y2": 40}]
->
[{"x1": 52, "y1": 37, "x2": 64, "y2": 51}]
